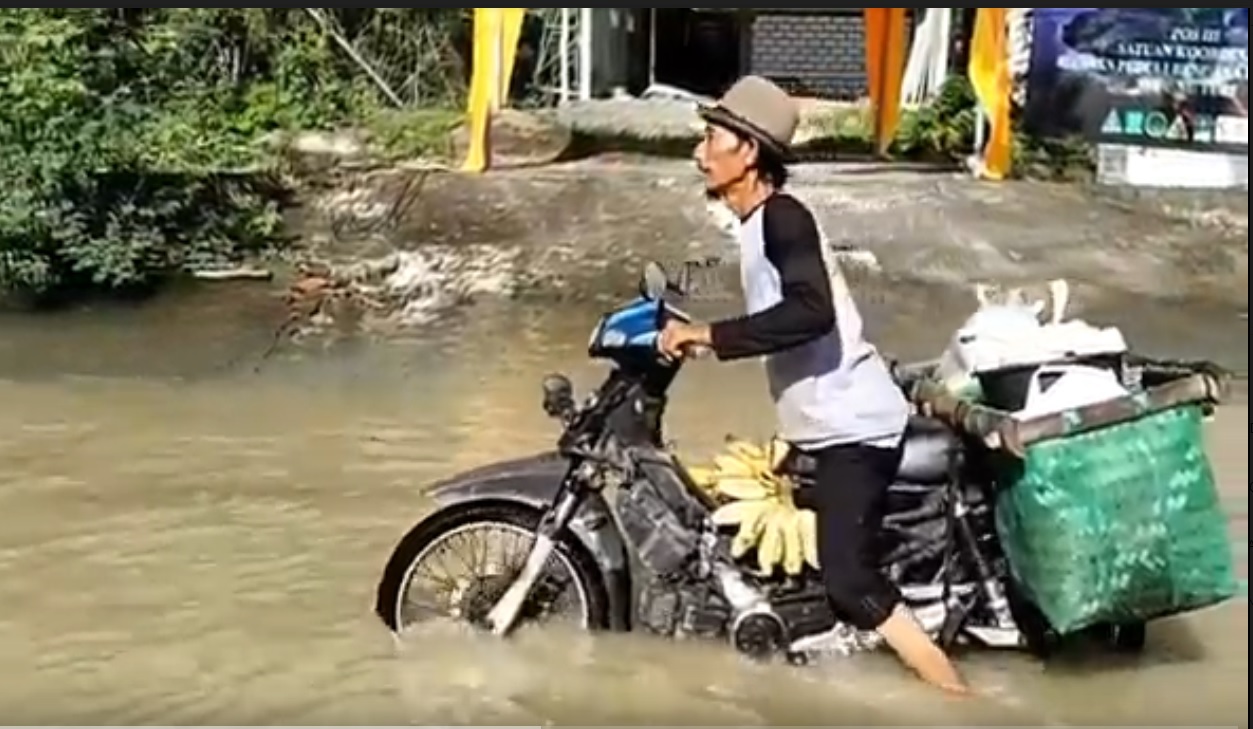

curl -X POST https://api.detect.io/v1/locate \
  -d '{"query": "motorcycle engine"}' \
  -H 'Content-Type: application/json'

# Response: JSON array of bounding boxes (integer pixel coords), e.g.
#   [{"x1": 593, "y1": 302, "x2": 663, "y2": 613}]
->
[
  {"x1": 637, "y1": 578, "x2": 730, "y2": 640},
  {"x1": 767, "y1": 582, "x2": 839, "y2": 640},
  {"x1": 637, "y1": 576, "x2": 844, "y2": 661},
  {"x1": 730, "y1": 610, "x2": 788, "y2": 660},
  {"x1": 615, "y1": 465, "x2": 705, "y2": 578}
]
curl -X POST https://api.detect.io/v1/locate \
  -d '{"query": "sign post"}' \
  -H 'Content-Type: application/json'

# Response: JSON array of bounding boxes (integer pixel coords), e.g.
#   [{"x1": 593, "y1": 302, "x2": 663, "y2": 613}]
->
[{"x1": 1023, "y1": 8, "x2": 1246, "y2": 187}]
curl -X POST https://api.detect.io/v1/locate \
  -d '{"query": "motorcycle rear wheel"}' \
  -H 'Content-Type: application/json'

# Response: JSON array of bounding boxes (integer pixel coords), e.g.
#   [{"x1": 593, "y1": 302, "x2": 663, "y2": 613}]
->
[{"x1": 375, "y1": 502, "x2": 610, "y2": 634}]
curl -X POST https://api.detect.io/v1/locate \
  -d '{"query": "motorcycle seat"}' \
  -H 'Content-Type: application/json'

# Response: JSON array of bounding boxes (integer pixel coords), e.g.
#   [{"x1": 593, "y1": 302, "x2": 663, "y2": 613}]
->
[
  {"x1": 896, "y1": 416, "x2": 959, "y2": 483},
  {"x1": 784, "y1": 416, "x2": 958, "y2": 487}
]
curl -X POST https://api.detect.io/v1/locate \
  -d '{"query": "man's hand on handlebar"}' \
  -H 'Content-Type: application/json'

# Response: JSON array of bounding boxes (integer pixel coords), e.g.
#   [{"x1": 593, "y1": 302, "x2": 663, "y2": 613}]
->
[{"x1": 658, "y1": 320, "x2": 713, "y2": 361}]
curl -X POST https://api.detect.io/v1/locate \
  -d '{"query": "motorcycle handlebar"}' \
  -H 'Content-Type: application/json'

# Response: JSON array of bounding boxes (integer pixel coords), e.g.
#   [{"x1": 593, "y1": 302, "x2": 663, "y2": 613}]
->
[{"x1": 656, "y1": 342, "x2": 710, "y2": 364}]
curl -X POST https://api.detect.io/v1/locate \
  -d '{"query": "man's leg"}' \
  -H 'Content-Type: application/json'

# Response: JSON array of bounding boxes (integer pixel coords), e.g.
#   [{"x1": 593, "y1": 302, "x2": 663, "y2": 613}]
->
[{"x1": 811, "y1": 443, "x2": 968, "y2": 693}]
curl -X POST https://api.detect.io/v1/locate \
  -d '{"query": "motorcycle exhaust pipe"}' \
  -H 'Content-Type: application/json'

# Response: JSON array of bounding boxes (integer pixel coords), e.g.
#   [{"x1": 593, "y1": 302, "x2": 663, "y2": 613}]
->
[{"x1": 712, "y1": 563, "x2": 770, "y2": 613}]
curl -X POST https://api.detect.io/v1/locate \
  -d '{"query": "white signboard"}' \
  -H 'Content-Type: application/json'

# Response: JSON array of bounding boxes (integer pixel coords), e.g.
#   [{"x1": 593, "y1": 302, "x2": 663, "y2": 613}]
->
[
  {"x1": 1098, "y1": 145, "x2": 1247, "y2": 189},
  {"x1": 1217, "y1": 115, "x2": 1248, "y2": 145}
]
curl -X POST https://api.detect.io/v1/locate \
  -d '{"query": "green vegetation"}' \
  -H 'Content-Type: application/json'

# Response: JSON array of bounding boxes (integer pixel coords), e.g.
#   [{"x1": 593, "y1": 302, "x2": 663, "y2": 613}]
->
[
  {"x1": 0, "y1": 9, "x2": 1098, "y2": 306},
  {"x1": 365, "y1": 108, "x2": 464, "y2": 163},
  {"x1": 812, "y1": 76, "x2": 1095, "y2": 179},
  {"x1": 0, "y1": 9, "x2": 467, "y2": 304}
]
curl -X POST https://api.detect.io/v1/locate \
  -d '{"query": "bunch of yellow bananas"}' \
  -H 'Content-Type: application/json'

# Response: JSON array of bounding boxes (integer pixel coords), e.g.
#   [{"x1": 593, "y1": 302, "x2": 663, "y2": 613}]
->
[{"x1": 687, "y1": 438, "x2": 819, "y2": 576}]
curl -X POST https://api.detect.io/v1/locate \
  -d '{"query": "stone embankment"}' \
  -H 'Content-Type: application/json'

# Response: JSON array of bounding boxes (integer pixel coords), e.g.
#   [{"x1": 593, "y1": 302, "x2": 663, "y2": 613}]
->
[{"x1": 264, "y1": 107, "x2": 1246, "y2": 346}]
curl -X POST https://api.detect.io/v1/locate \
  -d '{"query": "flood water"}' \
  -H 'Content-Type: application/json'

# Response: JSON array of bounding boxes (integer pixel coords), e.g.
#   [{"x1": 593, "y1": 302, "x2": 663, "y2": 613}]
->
[{"x1": 0, "y1": 283, "x2": 1246, "y2": 725}]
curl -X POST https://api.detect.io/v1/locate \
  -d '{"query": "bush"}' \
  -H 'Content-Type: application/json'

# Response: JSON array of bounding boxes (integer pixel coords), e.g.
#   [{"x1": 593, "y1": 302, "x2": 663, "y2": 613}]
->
[
  {"x1": 810, "y1": 76, "x2": 1090, "y2": 174},
  {"x1": 895, "y1": 75, "x2": 980, "y2": 160},
  {"x1": 0, "y1": 9, "x2": 465, "y2": 304},
  {"x1": 896, "y1": 75, "x2": 1095, "y2": 179}
]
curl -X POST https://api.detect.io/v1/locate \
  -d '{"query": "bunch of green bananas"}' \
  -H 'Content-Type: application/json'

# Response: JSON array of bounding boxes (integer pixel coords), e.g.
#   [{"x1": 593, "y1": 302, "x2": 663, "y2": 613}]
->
[{"x1": 687, "y1": 438, "x2": 819, "y2": 576}]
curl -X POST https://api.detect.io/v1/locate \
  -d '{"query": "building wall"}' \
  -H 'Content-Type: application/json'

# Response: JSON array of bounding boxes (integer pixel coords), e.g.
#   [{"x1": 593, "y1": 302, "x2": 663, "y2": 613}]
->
[
  {"x1": 588, "y1": 8, "x2": 924, "y2": 100},
  {"x1": 747, "y1": 9, "x2": 916, "y2": 99}
]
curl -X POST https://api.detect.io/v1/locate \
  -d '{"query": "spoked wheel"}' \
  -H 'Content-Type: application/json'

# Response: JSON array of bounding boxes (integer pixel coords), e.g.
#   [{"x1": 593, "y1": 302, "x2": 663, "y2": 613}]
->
[{"x1": 375, "y1": 503, "x2": 610, "y2": 634}]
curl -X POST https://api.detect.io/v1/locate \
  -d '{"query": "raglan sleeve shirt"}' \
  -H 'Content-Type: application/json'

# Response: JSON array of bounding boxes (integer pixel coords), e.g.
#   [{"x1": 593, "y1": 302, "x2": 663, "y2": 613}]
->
[{"x1": 708, "y1": 195, "x2": 838, "y2": 361}]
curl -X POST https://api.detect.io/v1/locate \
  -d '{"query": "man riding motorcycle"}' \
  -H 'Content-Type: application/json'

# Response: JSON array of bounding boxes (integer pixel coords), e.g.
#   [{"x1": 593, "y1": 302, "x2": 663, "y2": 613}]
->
[{"x1": 657, "y1": 76, "x2": 968, "y2": 694}]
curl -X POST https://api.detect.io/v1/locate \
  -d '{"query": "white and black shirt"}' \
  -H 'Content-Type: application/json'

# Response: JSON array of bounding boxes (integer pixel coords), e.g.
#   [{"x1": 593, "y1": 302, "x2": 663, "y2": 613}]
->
[{"x1": 709, "y1": 193, "x2": 909, "y2": 448}]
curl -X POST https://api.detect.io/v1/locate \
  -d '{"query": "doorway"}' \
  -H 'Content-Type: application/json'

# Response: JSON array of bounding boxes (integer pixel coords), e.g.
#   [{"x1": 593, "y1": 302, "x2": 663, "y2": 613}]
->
[{"x1": 645, "y1": 10, "x2": 745, "y2": 98}]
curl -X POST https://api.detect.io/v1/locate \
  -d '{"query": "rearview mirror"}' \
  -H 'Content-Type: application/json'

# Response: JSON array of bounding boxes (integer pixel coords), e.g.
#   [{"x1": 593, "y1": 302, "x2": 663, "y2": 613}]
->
[{"x1": 640, "y1": 261, "x2": 669, "y2": 300}]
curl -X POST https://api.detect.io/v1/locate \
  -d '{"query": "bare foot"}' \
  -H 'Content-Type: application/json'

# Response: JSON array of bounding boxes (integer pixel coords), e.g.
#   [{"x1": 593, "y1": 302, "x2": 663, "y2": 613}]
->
[
  {"x1": 937, "y1": 679, "x2": 974, "y2": 696},
  {"x1": 876, "y1": 605, "x2": 970, "y2": 693}
]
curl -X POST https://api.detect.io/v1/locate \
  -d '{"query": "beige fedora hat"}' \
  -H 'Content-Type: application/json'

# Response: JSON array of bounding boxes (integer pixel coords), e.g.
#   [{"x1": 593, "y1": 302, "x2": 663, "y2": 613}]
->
[{"x1": 698, "y1": 75, "x2": 799, "y2": 162}]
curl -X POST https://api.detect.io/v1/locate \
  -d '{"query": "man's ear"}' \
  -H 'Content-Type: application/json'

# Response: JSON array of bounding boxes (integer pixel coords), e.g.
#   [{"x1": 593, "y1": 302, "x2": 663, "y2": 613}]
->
[{"x1": 741, "y1": 137, "x2": 760, "y2": 168}]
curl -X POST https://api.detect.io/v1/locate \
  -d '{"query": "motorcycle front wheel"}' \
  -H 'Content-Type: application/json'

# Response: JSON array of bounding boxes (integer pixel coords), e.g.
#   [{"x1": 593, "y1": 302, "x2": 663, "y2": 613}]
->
[{"x1": 375, "y1": 502, "x2": 610, "y2": 634}]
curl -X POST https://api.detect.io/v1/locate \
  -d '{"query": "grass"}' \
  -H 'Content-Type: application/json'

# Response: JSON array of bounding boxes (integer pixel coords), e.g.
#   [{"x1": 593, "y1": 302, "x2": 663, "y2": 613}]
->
[{"x1": 363, "y1": 107, "x2": 463, "y2": 162}]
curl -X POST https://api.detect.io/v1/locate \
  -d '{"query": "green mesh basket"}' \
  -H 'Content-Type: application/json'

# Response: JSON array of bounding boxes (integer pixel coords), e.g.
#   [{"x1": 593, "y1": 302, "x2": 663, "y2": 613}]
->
[{"x1": 996, "y1": 404, "x2": 1237, "y2": 634}]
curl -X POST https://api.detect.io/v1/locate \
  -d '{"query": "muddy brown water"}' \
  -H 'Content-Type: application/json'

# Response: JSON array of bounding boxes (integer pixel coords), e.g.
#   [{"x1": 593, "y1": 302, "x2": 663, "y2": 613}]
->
[{"x1": 0, "y1": 284, "x2": 1246, "y2": 725}]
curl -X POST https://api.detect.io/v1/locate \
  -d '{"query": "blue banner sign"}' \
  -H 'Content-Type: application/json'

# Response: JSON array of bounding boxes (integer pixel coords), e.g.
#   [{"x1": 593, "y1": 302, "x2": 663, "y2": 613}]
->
[{"x1": 1023, "y1": 8, "x2": 1246, "y2": 152}]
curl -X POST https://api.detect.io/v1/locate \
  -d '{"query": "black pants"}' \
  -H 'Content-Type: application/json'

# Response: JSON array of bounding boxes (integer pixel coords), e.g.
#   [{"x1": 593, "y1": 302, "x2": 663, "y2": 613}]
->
[{"x1": 808, "y1": 442, "x2": 902, "y2": 631}]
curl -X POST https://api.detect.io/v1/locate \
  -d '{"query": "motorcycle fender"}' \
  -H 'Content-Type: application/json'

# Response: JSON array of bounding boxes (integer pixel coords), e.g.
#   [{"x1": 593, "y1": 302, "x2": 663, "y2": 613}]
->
[{"x1": 428, "y1": 453, "x2": 633, "y2": 630}]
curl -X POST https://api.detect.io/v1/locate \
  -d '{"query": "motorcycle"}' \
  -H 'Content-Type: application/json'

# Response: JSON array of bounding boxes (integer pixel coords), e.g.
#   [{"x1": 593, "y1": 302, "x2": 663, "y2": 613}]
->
[{"x1": 374, "y1": 262, "x2": 1113, "y2": 661}]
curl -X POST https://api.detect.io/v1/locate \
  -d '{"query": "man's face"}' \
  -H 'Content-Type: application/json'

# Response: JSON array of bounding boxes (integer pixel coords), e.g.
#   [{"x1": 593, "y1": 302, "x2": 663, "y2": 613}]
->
[{"x1": 694, "y1": 123, "x2": 756, "y2": 195}]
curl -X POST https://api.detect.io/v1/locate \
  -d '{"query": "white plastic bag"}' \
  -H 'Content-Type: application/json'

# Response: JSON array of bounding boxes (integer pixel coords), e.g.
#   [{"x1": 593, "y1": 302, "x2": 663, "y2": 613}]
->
[
  {"x1": 935, "y1": 283, "x2": 1047, "y2": 395},
  {"x1": 1015, "y1": 364, "x2": 1129, "y2": 419},
  {"x1": 936, "y1": 279, "x2": 1129, "y2": 397}
]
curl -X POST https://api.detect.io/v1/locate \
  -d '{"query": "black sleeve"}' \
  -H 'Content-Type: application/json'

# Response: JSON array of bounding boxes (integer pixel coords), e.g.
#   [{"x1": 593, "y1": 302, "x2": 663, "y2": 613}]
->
[{"x1": 709, "y1": 195, "x2": 838, "y2": 361}]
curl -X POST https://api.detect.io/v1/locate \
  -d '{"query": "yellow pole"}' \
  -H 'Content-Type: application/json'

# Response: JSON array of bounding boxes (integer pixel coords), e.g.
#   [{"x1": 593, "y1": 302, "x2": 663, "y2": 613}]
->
[
  {"x1": 863, "y1": 8, "x2": 909, "y2": 155},
  {"x1": 968, "y1": 8, "x2": 1013, "y2": 179},
  {"x1": 462, "y1": 8, "x2": 528, "y2": 173},
  {"x1": 499, "y1": 8, "x2": 526, "y2": 105}
]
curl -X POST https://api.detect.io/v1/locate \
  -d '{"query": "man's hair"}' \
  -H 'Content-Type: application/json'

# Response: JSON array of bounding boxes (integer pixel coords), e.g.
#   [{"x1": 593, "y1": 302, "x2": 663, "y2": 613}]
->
[
  {"x1": 730, "y1": 129, "x2": 789, "y2": 188},
  {"x1": 754, "y1": 149, "x2": 790, "y2": 188}
]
